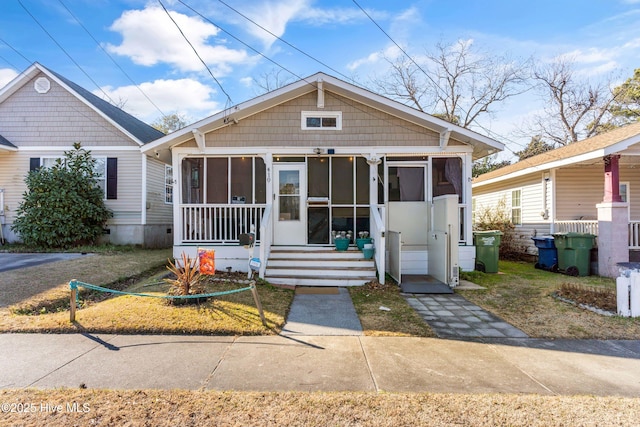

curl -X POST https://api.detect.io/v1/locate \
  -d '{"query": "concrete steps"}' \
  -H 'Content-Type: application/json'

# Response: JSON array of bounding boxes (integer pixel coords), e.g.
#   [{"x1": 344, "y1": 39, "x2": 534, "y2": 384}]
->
[{"x1": 264, "y1": 246, "x2": 377, "y2": 287}]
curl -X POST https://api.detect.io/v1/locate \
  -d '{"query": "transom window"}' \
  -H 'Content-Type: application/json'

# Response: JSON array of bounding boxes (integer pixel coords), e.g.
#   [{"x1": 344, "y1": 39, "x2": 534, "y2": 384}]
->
[{"x1": 301, "y1": 111, "x2": 342, "y2": 130}]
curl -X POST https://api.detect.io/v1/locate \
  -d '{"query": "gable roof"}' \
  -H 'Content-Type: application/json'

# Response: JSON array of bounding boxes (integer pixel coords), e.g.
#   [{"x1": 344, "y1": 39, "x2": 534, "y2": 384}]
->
[
  {"x1": 0, "y1": 133, "x2": 17, "y2": 151},
  {"x1": 142, "y1": 72, "x2": 504, "y2": 161},
  {"x1": 0, "y1": 63, "x2": 164, "y2": 145},
  {"x1": 473, "y1": 121, "x2": 640, "y2": 187}
]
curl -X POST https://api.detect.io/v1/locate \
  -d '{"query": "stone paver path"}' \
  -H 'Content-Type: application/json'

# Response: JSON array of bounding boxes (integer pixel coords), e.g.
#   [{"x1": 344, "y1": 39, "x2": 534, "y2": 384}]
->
[{"x1": 403, "y1": 293, "x2": 528, "y2": 339}]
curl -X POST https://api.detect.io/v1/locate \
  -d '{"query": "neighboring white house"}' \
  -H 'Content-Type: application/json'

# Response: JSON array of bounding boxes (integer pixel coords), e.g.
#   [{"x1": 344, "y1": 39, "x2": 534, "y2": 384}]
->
[
  {"x1": 0, "y1": 63, "x2": 172, "y2": 248},
  {"x1": 473, "y1": 121, "x2": 640, "y2": 277},
  {"x1": 142, "y1": 72, "x2": 503, "y2": 285}
]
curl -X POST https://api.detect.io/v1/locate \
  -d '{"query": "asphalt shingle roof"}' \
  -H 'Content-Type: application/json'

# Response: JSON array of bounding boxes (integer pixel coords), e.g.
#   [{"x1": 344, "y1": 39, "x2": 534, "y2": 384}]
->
[
  {"x1": 474, "y1": 121, "x2": 640, "y2": 184},
  {"x1": 0, "y1": 133, "x2": 16, "y2": 148},
  {"x1": 43, "y1": 66, "x2": 165, "y2": 144}
]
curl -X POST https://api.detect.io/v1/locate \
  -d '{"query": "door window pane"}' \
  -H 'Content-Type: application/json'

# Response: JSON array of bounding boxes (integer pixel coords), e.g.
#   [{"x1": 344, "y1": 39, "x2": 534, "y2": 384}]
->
[
  {"x1": 279, "y1": 170, "x2": 300, "y2": 221},
  {"x1": 389, "y1": 166, "x2": 425, "y2": 201}
]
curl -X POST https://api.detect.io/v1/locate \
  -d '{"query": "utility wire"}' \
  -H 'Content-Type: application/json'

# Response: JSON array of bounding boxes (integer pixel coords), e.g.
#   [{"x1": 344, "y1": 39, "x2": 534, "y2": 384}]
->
[
  {"x1": 216, "y1": 0, "x2": 356, "y2": 84},
  {"x1": 17, "y1": 0, "x2": 117, "y2": 105},
  {"x1": 0, "y1": 36, "x2": 31, "y2": 65},
  {"x1": 158, "y1": 0, "x2": 233, "y2": 106},
  {"x1": 57, "y1": 0, "x2": 167, "y2": 119}
]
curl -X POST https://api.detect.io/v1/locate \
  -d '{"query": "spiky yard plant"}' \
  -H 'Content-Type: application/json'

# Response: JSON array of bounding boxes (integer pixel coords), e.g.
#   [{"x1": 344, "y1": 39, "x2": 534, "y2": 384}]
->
[{"x1": 164, "y1": 252, "x2": 206, "y2": 298}]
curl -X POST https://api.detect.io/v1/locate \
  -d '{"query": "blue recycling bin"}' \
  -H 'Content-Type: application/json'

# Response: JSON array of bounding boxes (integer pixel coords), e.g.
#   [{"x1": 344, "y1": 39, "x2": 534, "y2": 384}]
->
[{"x1": 532, "y1": 236, "x2": 558, "y2": 271}]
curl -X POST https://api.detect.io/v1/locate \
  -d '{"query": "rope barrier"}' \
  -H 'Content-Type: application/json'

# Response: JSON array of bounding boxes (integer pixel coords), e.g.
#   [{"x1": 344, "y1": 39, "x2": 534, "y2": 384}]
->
[
  {"x1": 68, "y1": 279, "x2": 267, "y2": 327},
  {"x1": 69, "y1": 280, "x2": 252, "y2": 300}
]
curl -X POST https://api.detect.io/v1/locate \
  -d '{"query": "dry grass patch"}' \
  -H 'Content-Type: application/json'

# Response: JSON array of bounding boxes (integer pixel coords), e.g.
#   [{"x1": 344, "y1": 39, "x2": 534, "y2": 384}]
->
[
  {"x1": 1, "y1": 389, "x2": 639, "y2": 427},
  {"x1": 459, "y1": 261, "x2": 640, "y2": 339},
  {"x1": 349, "y1": 280, "x2": 434, "y2": 337},
  {"x1": 1, "y1": 271, "x2": 293, "y2": 335}
]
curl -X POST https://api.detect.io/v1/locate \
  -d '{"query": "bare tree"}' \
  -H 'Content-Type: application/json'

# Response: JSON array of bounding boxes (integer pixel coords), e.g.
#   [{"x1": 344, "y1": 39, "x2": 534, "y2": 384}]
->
[
  {"x1": 152, "y1": 113, "x2": 188, "y2": 134},
  {"x1": 372, "y1": 40, "x2": 531, "y2": 128},
  {"x1": 530, "y1": 57, "x2": 618, "y2": 146},
  {"x1": 252, "y1": 68, "x2": 294, "y2": 95}
]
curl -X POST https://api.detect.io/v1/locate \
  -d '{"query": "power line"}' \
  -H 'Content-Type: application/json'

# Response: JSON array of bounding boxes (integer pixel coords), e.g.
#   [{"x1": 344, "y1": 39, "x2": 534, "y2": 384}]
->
[
  {"x1": 57, "y1": 0, "x2": 167, "y2": 119},
  {"x1": 216, "y1": 0, "x2": 356, "y2": 84},
  {"x1": 158, "y1": 0, "x2": 233, "y2": 106},
  {"x1": 16, "y1": 0, "x2": 117, "y2": 105},
  {"x1": 0, "y1": 37, "x2": 31, "y2": 66}
]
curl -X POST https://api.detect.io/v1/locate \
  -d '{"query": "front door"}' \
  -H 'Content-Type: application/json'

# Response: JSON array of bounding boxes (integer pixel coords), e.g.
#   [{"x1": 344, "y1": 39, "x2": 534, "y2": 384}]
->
[{"x1": 273, "y1": 164, "x2": 307, "y2": 245}]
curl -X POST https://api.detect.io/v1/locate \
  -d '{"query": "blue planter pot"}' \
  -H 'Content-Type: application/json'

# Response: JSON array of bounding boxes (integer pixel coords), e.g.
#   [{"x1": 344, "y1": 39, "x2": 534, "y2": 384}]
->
[
  {"x1": 363, "y1": 247, "x2": 375, "y2": 259},
  {"x1": 356, "y1": 238, "x2": 373, "y2": 251},
  {"x1": 334, "y1": 238, "x2": 350, "y2": 251}
]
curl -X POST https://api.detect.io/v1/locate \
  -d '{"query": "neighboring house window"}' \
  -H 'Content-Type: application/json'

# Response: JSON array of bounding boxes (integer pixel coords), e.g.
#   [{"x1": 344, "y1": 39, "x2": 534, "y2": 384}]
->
[
  {"x1": 620, "y1": 182, "x2": 629, "y2": 203},
  {"x1": 30, "y1": 156, "x2": 117, "y2": 200},
  {"x1": 301, "y1": 111, "x2": 342, "y2": 130},
  {"x1": 511, "y1": 189, "x2": 522, "y2": 226},
  {"x1": 472, "y1": 197, "x2": 477, "y2": 224},
  {"x1": 165, "y1": 165, "x2": 173, "y2": 204}
]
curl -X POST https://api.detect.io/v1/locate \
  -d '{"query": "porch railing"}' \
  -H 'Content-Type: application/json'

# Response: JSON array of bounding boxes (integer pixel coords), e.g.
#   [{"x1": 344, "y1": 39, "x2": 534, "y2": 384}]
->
[
  {"x1": 371, "y1": 205, "x2": 386, "y2": 284},
  {"x1": 630, "y1": 221, "x2": 640, "y2": 250},
  {"x1": 181, "y1": 204, "x2": 266, "y2": 243},
  {"x1": 258, "y1": 204, "x2": 273, "y2": 279},
  {"x1": 554, "y1": 220, "x2": 599, "y2": 235}
]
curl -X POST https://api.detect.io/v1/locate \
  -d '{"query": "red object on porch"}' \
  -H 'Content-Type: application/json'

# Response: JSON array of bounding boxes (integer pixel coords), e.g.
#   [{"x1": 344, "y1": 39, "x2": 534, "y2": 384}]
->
[{"x1": 603, "y1": 154, "x2": 622, "y2": 203}]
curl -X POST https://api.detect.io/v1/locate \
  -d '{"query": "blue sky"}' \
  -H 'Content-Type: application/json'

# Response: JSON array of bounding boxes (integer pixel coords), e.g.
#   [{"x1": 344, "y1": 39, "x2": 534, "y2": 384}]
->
[{"x1": 1, "y1": 0, "x2": 640, "y2": 159}]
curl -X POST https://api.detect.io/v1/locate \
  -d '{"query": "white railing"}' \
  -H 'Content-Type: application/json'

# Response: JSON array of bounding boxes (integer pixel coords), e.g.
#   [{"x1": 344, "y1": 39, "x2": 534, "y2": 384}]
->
[
  {"x1": 554, "y1": 220, "x2": 599, "y2": 235},
  {"x1": 630, "y1": 221, "x2": 640, "y2": 250},
  {"x1": 258, "y1": 205, "x2": 273, "y2": 279},
  {"x1": 370, "y1": 205, "x2": 386, "y2": 284},
  {"x1": 181, "y1": 204, "x2": 266, "y2": 243}
]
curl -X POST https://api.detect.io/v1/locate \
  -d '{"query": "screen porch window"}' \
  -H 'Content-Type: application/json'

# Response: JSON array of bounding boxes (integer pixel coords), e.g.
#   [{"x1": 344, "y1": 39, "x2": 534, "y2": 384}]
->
[
  {"x1": 181, "y1": 156, "x2": 266, "y2": 204},
  {"x1": 301, "y1": 111, "x2": 342, "y2": 130}
]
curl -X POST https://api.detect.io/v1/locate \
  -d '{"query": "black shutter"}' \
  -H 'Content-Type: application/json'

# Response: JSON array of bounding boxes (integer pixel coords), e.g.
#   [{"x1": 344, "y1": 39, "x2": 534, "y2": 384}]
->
[
  {"x1": 106, "y1": 157, "x2": 117, "y2": 199},
  {"x1": 29, "y1": 158, "x2": 41, "y2": 172}
]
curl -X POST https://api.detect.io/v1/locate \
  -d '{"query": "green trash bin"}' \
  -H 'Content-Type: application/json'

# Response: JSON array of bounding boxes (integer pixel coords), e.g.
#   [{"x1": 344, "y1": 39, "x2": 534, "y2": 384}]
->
[
  {"x1": 474, "y1": 230, "x2": 503, "y2": 273},
  {"x1": 551, "y1": 232, "x2": 596, "y2": 276}
]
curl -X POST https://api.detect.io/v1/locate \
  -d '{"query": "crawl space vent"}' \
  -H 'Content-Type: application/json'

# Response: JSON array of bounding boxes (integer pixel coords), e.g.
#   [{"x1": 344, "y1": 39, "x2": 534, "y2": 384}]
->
[{"x1": 34, "y1": 77, "x2": 51, "y2": 94}]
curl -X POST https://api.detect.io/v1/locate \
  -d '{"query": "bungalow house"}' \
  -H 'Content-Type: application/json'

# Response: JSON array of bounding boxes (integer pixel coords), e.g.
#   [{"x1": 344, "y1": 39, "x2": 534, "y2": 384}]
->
[
  {"x1": 142, "y1": 72, "x2": 503, "y2": 286},
  {"x1": 0, "y1": 63, "x2": 172, "y2": 248},
  {"x1": 472, "y1": 121, "x2": 640, "y2": 277}
]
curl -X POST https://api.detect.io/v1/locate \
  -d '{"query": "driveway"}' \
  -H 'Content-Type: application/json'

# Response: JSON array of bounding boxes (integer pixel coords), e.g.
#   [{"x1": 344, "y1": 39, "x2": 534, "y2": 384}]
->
[{"x1": 0, "y1": 253, "x2": 91, "y2": 273}]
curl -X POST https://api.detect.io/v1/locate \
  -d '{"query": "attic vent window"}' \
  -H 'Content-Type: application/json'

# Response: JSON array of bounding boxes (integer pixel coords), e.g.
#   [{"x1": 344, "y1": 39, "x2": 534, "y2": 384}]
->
[
  {"x1": 34, "y1": 77, "x2": 51, "y2": 94},
  {"x1": 301, "y1": 111, "x2": 342, "y2": 130}
]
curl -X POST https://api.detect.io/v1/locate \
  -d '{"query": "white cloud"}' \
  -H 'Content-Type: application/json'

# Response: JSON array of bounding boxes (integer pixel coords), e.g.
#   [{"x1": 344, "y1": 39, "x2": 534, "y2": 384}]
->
[
  {"x1": 347, "y1": 45, "x2": 400, "y2": 71},
  {"x1": 0, "y1": 68, "x2": 18, "y2": 89},
  {"x1": 239, "y1": 0, "x2": 310, "y2": 48},
  {"x1": 106, "y1": 5, "x2": 249, "y2": 74},
  {"x1": 97, "y1": 78, "x2": 219, "y2": 123}
]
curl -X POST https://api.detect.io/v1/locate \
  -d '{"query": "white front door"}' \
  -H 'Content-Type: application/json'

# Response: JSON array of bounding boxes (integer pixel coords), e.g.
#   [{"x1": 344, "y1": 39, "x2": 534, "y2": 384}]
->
[{"x1": 273, "y1": 164, "x2": 307, "y2": 245}]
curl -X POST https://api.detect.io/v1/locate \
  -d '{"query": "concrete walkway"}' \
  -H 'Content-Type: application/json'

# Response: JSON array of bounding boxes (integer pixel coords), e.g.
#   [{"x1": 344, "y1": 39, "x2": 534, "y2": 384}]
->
[
  {"x1": 0, "y1": 252, "x2": 91, "y2": 273},
  {"x1": 1, "y1": 333, "x2": 640, "y2": 396},
  {"x1": 281, "y1": 288, "x2": 363, "y2": 336}
]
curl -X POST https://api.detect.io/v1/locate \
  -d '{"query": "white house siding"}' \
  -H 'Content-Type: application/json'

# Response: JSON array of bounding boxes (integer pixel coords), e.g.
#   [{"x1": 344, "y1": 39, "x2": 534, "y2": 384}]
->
[
  {"x1": 473, "y1": 173, "x2": 552, "y2": 255},
  {"x1": 143, "y1": 157, "x2": 173, "y2": 248},
  {"x1": 0, "y1": 72, "x2": 134, "y2": 147},
  {"x1": 555, "y1": 167, "x2": 603, "y2": 220},
  {"x1": 0, "y1": 71, "x2": 173, "y2": 247}
]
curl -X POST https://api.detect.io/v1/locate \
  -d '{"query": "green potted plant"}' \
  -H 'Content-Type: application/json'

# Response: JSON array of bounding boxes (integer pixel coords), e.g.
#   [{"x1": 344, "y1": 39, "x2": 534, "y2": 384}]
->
[{"x1": 356, "y1": 231, "x2": 372, "y2": 251}]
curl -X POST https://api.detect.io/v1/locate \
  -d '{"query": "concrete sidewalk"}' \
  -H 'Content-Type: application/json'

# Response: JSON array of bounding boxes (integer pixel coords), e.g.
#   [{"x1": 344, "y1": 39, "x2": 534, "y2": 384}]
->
[{"x1": 1, "y1": 333, "x2": 639, "y2": 396}]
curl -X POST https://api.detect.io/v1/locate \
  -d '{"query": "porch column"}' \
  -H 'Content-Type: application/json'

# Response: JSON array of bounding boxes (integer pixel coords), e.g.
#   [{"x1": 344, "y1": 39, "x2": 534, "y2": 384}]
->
[
  {"x1": 603, "y1": 155, "x2": 622, "y2": 202},
  {"x1": 597, "y1": 155, "x2": 628, "y2": 277}
]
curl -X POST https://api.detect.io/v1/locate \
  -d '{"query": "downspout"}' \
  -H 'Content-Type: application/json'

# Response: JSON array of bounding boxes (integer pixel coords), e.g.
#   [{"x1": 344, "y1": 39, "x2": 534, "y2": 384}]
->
[
  {"x1": 141, "y1": 154, "x2": 147, "y2": 226},
  {"x1": 549, "y1": 169, "x2": 557, "y2": 233}
]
